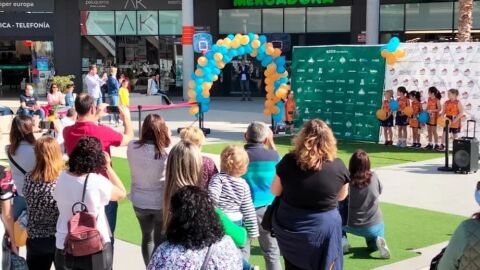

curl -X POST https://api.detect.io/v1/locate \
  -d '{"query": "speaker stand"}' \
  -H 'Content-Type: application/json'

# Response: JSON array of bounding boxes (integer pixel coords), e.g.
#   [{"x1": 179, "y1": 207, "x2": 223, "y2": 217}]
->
[{"x1": 438, "y1": 120, "x2": 453, "y2": 172}]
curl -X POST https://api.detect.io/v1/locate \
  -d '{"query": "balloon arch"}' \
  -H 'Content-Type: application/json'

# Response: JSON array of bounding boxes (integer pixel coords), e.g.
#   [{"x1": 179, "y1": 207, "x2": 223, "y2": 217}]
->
[{"x1": 187, "y1": 33, "x2": 290, "y2": 123}]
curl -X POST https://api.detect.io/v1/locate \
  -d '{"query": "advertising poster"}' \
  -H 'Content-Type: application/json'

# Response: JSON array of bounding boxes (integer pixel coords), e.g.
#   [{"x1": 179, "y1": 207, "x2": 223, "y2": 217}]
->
[
  {"x1": 384, "y1": 42, "x2": 480, "y2": 138},
  {"x1": 292, "y1": 46, "x2": 385, "y2": 142}
]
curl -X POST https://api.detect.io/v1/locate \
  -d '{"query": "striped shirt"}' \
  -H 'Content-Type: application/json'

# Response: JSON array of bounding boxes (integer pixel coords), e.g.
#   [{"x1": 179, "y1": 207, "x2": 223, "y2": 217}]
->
[{"x1": 208, "y1": 173, "x2": 259, "y2": 238}]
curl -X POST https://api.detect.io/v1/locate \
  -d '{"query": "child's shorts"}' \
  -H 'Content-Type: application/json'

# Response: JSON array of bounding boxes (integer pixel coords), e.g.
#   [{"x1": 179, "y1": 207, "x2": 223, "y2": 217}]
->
[
  {"x1": 380, "y1": 115, "x2": 394, "y2": 127},
  {"x1": 395, "y1": 114, "x2": 408, "y2": 126},
  {"x1": 446, "y1": 116, "x2": 461, "y2": 134}
]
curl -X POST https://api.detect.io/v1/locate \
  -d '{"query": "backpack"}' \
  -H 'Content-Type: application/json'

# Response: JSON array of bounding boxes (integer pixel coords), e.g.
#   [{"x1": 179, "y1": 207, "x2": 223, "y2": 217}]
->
[{"x1": 64, "y1": 174, "x2": 105, "y2": 257}]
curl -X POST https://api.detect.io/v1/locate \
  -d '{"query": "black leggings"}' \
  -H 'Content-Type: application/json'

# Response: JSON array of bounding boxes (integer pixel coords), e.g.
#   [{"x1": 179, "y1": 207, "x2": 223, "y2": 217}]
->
[
  {"x1": 134, "y1": 207, "x2": 165, "y2": 266},
  {"x1": 26, "y1": 237, "x2": 56, "y2": 270},
  {"x1": 284, "y1": 258, "x2": 307, "y2": 270},
  {"x1": 54, "y1": 243, "x2": 113, "y2": 270}
]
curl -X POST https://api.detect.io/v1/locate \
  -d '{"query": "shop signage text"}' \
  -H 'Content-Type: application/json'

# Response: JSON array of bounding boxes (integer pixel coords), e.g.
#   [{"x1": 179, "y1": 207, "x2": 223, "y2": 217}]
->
[
  {"x1": 0, "y1": 13, "x2": 54, "y2": 37},
  {"x1": 233, "y1": 0, "x2": 335, "y2": 8},
  {"x1": 79, "y1": 0, "x2": 181, "y2": 10},
  {"x1": 0, "y1": 22, "x2": 50, "y2": 29},
  {"x1": 0, "y1": 0, "x2": 54, "y2": 12}
]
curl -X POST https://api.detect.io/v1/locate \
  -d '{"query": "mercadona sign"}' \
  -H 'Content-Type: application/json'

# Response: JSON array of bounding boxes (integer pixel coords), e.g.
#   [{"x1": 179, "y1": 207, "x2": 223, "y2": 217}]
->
[{"x1": 233, "y1": 0, "x2": 334, "y2": 8}]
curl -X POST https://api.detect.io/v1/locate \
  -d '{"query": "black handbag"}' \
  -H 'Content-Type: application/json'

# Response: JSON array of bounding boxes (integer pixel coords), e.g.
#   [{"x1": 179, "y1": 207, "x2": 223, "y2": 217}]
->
[
  {"x1": 261, "y1": 197, "x2": 281, "y2": 236},
  {"x1": 429, "y1": 247, "x2": 446, "y2": 270}
]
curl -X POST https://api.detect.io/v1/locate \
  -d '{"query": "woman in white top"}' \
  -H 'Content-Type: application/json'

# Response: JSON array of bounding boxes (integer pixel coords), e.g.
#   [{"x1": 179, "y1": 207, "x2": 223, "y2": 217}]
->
[
  {"x1": 127, "y1": 114, "x2": 171, "y2": 265},
  {"x1": 6, "y1": 115, "x2": 36, "y2": 219},
  {"x1": 54, "y1": 136, "x2": 126, "y2": 270},
  {"x1": 47, "y1": 83, "x2": 65, "y2": 107}
]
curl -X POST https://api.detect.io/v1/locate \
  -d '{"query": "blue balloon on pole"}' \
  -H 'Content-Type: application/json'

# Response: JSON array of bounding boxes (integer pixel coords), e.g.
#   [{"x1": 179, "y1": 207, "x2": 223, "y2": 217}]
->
[
  {"x1": 386, "y1": 37, "x2": 400, "y2": 52},
  {"x1": 227, "y1": 34, "x2": 235, "y2": 40},
  {"x1": 195, "y1": 77, "x2": 204, "y2": 85},
  {"x1": 259, "y1": 35, "x2": 267, "y2": 43},
  {"x1": 220, "y1": 47, "x2": 228, "y2": 54},
  {"x1": 200, "y1": 103, "x2": 209, "y2": 113},
  {"x1": 205, "y1": 74, "x2": 214, "y2": 82},
  {"x1": 389, "y1": 100, "x2": 399, "y2": 111},
  {"x1": 195, "y1": 85, "x2": 202, "y2": 92},
  {"x1": 238, "y1": 47, "x2": 245, "y2": 55},
  {"x1": 202, "y1": 67, "x2": 212, "y2": 75},
  {"x1": 419, "y1": 111, "x2": 430, "y2": 124},
  {"x1": 275, "y1": 56, "x2": 286, "y2": 66},
  {"x1": 248, "y1": 32, "x2": 255, "y2": 41},
  {"x1": 277, "y1": 66, "x2": 286, "y2": 74},
  {"x1": 258, "y1": 46, "x2": 266, "y2": 54},
  {"x1": 256, "y1": 53, "x2": 265, "y2": 61},
  {"x1": 205, "y1": 51, "x2": 214, "y2": 59},
  {"x1": 212, "y1": 67, "x2": 221, "y2": 75},
  {"x1": 223, "y1": 55, "x2": 232, "y2": 63},
  {"x1": 212, "y1": 45, "x2": 219, "y2": 52}
]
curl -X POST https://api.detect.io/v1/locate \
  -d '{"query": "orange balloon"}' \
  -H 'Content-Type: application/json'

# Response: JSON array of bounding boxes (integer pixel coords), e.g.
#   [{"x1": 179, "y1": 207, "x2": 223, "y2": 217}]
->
[
  {"x1": 394, "y1": 49, "x2": 406, "y2": 58},
  {"x1": 402, "y1": 107, "x2": 414, "y2": 117},
  {"x1": 266, "y1": 46, "x2": 275, "y2": 56},
  {"x1": 266, "y1": 84, "x2": 275, "y2": 93},
  {"x1": 250, "y1": 50, "x2": 258, "y2": 57},
  {"x1": 381, "y1": 50, "x2": 389, "y2": 58},
  {"x1": 272, "y1": 106, "x2": 280, "y2": 114},
  {"x1": 213, "y1": 75, "x2": 219, "y2": 81},
  {"x1": 266, "y1": 93, "x2": 275, "y2": 100},
  {"x1": 386, "y1": 56, "x2": 397, "y2": 65},
  {"x1": 272, "y1": 48, "x2": 282, "y2": 57},
  {"x1": 251, "y1": 40, "x2": 261, "y2": 49},
  {"x1": 195, "y1": 69, "x2": 204, "y2": 77},
  {"x1": 376, "y1": 109, "x2": 388, "y2": 121},
  {"x1": 202, "y1": 90, "x2": 210, "y2": 98},
  {"x1": 188, "y1": 98, "x2": 196, "y2": 103},
  {"x1": 264, "y1": 109, "x2": 272, "y2": 116},
  {"x1": 275, "y1": 87, "x2": 288, "y2": 99},
  {"x1": 216, "y1": 61, "x2": 225, "y2": 69},
  {"x1": 188, "y1": 80, "x2": 196, "y2": 89},
  {"x1": 189, "y1": 106, "x2": 199, "y2": 115},
  {"x1": 437, "y1": 116, "x2": 447, "y2": 128},
  {"x1": 197, "y1": 56, "x2": 208, "y2": 67},
  {"x1": 187, "y1": 90, "x2": 196, "y2": 99}
]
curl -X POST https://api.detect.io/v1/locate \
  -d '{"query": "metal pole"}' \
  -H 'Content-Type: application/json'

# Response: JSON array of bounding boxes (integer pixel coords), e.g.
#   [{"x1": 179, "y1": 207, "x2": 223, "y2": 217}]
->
[
  {"x1": 182, "y1": 0, "x2": 194, "y2": 101},
  {"x1": 366, "y1": 0, "x2": 380, "y2": 44},
  {"x1": 438, "y1": 119, "x2": 453, "y2": 171},
  {"x1": 138, "y1": 105, "x2": 142, "y2": 134}
]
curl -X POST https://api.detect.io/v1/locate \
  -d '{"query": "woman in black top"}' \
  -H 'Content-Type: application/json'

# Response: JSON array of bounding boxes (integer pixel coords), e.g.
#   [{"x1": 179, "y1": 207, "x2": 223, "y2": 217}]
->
[{"x1": 271, "y1": 119, "x2": 349, "y2": 270}]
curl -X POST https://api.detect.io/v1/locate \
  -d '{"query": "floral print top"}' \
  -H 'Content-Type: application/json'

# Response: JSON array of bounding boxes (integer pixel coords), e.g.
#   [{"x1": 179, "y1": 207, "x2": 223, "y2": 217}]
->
[
  {"x1": 147, "y1": 236, "x2": 242, "y2": 270},
  {"x1": 202, "y1": 156, "x2": 218, "y2": 188}
]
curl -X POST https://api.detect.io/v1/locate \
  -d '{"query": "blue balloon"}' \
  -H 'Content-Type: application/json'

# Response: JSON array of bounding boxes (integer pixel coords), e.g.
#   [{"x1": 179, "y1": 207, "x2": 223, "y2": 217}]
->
[
  {"x1": 238, "y1": 47, "x2": 245, "y2": 55},
  {"x1": 200, "y1": 104, "x2": 209, "y2": 113},
  {"x1": 229, "y1": 49, "x2": 238, "y2": 58},
  {"x1": 227, "y1": 34, "x2": 235, "y2": 40},
  {"x1": 275, "y1": 56, "x2": 286, "y2": 66},
  {"x1": 223, "y1": 55, "x2": 232, "y2": 63},
  {"x1": 212, "y1": 45, "x2": 219, "y2": 52},
  {"x1": 205, "y1": 74, "x2": 214, "y2": 82},
  {"x1": 389, "y1": 99, "x2": 399, "y2": 111},
  {"x1": 195, "y1": 77, "x2": 204, "y2": 85},
  {"x1": 244, "y1": 46, "x2": 253, "y2": 54},
  {"x1": 256, "y1": 53, "x2": 265, "y2": 61},
  {"x1": 259, "y1": 35, "x2": 267, "y2": 43},
  {"x1": 274, "y1": 80, "x2": 282, "y2": 88},
  {"x1": 195, "y1": 85, "x2": 202, "y2": 93},
  {"x1": 248, "y1": 32, "x2": 255, "y2": 41},
  {"x1": 418, "y1": 111, "x2": 430, "y2": 124},
  {"x1": 276, "y1": 66, "x2": 286, "y2": 74},
  {"x1": 219, "y1": 47, "x2": 228, "y2": 54},
  {"x1": 196, "y1": 95, "x2": 207, "y2": 103},
  {"x1": 258, "y1": 46, "x2": 266, "y2": 54},
  {"x1": 202, "y1": 67, "x2": 212, "y2": 75},
  {"x1": 386, "y1": 37, "x2": 400, "y2": 52},
  {"x1": 212, "y1": 67, "x2": 221, "y2": 75},
  {"x1": 205, "y1": 51, "x2": 214, "y2": 59},
  {"x1": 261, "y1": 58, "x2": 272, "y2": 67},
  {"x1": 272, "y1": 113, "x2": 282, "y2": 123}
]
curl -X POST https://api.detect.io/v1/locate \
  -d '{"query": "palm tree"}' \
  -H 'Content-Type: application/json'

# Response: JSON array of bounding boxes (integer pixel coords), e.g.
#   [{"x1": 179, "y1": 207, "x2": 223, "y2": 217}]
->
[{"x1": 457, "y1": 0, "x2": 474, "y2": 42}]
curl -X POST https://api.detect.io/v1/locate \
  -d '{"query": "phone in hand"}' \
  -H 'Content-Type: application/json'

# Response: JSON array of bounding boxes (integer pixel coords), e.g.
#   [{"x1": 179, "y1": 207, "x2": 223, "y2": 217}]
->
[
  {"x1": 106, "y1": 106, "x2": 120, "y2": 114},
  {"x1": 476, "y1": 181, "x2": 480, "y2": 191}
]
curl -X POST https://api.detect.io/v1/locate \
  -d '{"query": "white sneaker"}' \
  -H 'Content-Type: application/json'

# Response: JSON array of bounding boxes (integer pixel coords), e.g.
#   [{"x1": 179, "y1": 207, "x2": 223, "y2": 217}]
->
[
  {"x1": 376, "y1": 237, "x2": 391, "y2": 259},
  {"x1": 342, "y1": 236, "x2": 351, "y2": 254}
]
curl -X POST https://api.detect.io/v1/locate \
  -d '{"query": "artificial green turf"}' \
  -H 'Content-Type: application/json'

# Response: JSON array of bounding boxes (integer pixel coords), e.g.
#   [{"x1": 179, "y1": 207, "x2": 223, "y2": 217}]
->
[
  {"x1": 112, "y1": 150, "x2": 462, "y2": 270},
  {"x1": 202, "y1": 137, "x2": 443, "y2": 168}
]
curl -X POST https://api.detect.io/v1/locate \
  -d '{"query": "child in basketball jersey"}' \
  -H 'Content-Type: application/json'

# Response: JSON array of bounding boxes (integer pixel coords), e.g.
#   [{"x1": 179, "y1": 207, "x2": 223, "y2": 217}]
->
[
  {"x1": 396, "y1": 87, "x2": 410, "y2": 147},
  {"x1": 442, "y1": 89, "x2": 464, "y2": 140},
  {"x1": 409, "y1": 91, "x2": 422, "y2": 148},
  {"x1": 284, "y1": 90, "x2": 296, "y2": 134},
  {"x1": 425, "y1": 87, "x2": 443, "y2": 151},
  {"x1": 381, "y1": 90, "x2": 394, "y2": 145}
]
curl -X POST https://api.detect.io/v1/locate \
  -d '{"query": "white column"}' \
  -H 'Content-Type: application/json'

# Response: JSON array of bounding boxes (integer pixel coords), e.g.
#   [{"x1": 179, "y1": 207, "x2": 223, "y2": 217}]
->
[
  {"x1": 182, "y1": 0, "x2": 194, "y2": 100},
  {"x1": 366, "y1": 0, "x2": 380, "y2": 44}
]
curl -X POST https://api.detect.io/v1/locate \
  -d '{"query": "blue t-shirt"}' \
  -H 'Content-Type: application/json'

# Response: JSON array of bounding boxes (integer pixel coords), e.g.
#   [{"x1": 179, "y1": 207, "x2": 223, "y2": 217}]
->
[
  {"x1": 243, "y1": 143, "x2": 280, "y2": 208},
  {"x1": 65, "y1": 93, "x2": 74, "y2": 107}
]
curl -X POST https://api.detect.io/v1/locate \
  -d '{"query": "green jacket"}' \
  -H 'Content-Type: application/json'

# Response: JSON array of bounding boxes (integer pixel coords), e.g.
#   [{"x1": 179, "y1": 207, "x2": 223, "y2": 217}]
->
[
  {"x1": 216, "y1": 208, "x2": 247, "y2": 248},
  {"x1": 438, "y1": 219, "x2": 480, "y2": 270}
]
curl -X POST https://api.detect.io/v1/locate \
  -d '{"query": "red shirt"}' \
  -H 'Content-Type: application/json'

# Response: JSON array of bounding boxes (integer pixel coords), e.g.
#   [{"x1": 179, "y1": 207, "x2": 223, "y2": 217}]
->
[{"x1": 63, "y1": 121, "x2": 123, "y2": 156}]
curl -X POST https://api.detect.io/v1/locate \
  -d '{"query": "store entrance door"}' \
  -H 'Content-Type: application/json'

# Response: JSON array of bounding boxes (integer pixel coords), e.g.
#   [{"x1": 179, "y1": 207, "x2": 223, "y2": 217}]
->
[{"x1": 0, "y1": 40, "x2": 54, "y2": 97}]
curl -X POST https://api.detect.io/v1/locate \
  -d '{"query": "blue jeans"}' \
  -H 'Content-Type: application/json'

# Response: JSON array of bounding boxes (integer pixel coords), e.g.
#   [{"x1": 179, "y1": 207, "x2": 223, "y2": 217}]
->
[
  {"x1": 94, "y1": 97, "x2": 102, "y2": 107},
  {"x1": 344, "y1": 223, "x2": 385, "y2": 250},
  {"x1": 105, "y1": 201, "x2": 118, "y2": 246},
  {"x1": 109, "y1": 95, "x2": 119, "y2": 122},
  {"x1": 17, "y1": 108, "x2": 45, "y2": 120}
]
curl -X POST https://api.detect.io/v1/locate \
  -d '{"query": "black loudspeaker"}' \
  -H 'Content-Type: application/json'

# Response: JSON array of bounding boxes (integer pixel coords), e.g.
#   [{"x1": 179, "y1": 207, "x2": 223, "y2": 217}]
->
[{"x1": 453, "y1": 120, "x2": 479, "y2": 174}]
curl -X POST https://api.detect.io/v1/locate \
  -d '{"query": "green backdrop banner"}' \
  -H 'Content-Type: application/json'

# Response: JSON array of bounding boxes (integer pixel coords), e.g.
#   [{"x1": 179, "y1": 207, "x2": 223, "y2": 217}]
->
[{"x1": 291, "y1": 46, "x2": 385, "y2": 142}]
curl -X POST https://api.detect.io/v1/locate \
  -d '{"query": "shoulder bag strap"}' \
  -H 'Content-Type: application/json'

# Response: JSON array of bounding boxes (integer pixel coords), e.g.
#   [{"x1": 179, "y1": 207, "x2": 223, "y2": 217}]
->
[
  {"x1": 6, "y1": 150, "x2": 27, "y2": 175},
  {"x1": 200, "y1": 245, "x2": 213, "y2": 270},
  {"x1": 81, "y1": 174, "x2": 90, "y2": 203}
]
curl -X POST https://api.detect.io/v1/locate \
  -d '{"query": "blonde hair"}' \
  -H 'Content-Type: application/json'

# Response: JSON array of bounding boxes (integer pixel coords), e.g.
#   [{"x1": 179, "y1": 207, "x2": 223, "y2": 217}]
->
[
  {"x1": 292, "y1": 119, "x2": 337, "y2": 171},
  {"x1": 179, "y1": 127, "x2": 205, "y2": 147},
  {"x1": 220, "y1": 145, "x2": 249, "y2": 177},
  {"x1": 30, "y1": 136, "x2": 64, "y2": 182},
  {"x1": 385, "y1": 89, "x2": 394, "y2": 97},
  {"x1": 163, "y1": 142, "x2": 203, "y2": 228}
]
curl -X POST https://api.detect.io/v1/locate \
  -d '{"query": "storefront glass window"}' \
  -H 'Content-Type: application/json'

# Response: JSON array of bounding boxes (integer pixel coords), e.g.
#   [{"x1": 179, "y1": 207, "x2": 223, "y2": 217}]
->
[
  {"x1": 262, "y1": 9, "x2": 283, "y2": 33},
  {"x1": 284, "y1": 8, "x2": 305, "y2": 33},
  {"x1": 116, "y1": 11, "x2": 137, "y2": 35},
  {"x1": 405, "y1": 2, "x2": 454, "y2": 30},
  {"x1": 219, "y1": 9, "x2": 261, "y2": 34},
  {"x1": 137, "y1": 11, "x2": 159, "y2": 35},
  {"x1": 307, "y1": 6, "x2": 351, "y2": 33},
  {"x1": 81, "y1": 11, "x2": 115, "y2": 35},
  {"x1": 159, "y1": 11, "x2": 182, "y2": 35},
  {"x1": 380, "y1": 4, "x2": 405, "y2": 32},
  {"x1": 454, "y1": 1, "x2": 480, "y2": 29}
]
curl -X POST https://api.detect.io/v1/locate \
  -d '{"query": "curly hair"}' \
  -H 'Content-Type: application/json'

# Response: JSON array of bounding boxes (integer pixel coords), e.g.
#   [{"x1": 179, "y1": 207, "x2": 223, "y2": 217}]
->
[
  {"x1": 220, "y1": 145, "x2": 249, "y2": 177},
  {"x1": 166, "y1": 186, "x2": 224, "y2": 250},
  {"x1": 292, "y1": 119, "x2": 337, "y2": 171},
  {"x1": 68, "y1": 137, "x2": 106, "y2": 174}
]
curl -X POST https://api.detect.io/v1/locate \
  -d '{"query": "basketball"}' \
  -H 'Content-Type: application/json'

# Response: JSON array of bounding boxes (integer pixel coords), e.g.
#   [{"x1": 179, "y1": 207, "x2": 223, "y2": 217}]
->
[
  {"x1": 376, "y1": 109, "x2": 388, "y2": 121},
  {"x1": 402, "y1": 107, "x2": 414, "y2": 117}
]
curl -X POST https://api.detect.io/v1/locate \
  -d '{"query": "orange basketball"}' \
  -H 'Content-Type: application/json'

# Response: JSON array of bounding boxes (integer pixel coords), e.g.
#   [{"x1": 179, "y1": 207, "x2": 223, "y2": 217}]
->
[
  {"x1": 402, "y1": 107, "x2": 414, "y2": 117},
  {"x1": 437, "y1": 116, "x2": 447, "y2": 128},
  {"x1": 376, "y1": 109, "x2": 388, "y2": 121}
]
